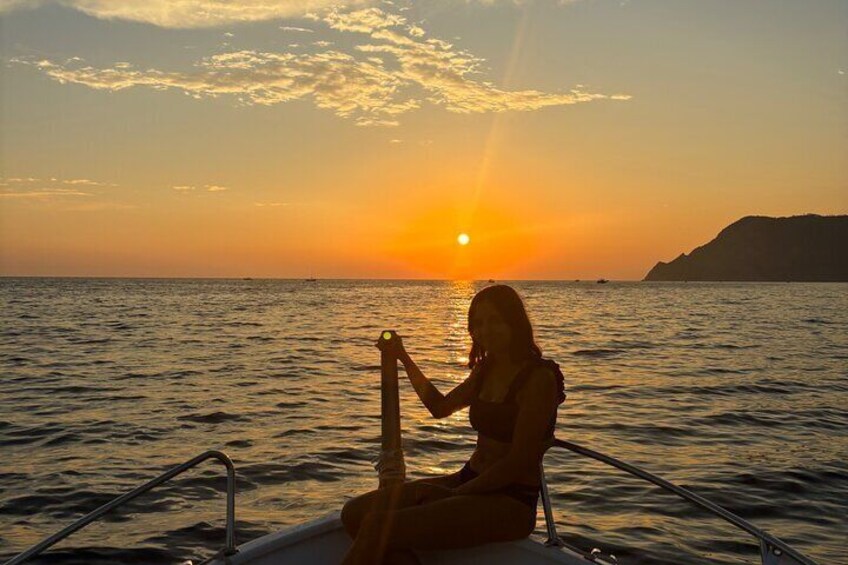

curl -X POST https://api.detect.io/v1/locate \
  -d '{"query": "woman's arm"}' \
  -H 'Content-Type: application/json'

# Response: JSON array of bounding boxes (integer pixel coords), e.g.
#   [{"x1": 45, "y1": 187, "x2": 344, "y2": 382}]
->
[
  {"x1": 453, "y1": 366, "x2": 558, "y2": 495},
  {"x1": 400, "y1": 352, "x2": 482, "y2": 419}
]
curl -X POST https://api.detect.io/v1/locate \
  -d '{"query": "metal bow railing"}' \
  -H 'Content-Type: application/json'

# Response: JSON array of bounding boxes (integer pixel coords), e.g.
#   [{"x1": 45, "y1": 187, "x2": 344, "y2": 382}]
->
[
  {"x1": 5, "y1": 440, "x2": 823, "y2": 565},
  {"x1": 538, "y1": 438, "x2": 818, "y2": 565},
  {"x1": 5, "y1": 450, "x2": 237, "y2": 565}
]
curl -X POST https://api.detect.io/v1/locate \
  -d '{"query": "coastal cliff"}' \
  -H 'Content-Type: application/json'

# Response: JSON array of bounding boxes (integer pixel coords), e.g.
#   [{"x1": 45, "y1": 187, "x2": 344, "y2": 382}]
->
[{"x1": 644, "y1": 214, "x2": 848, "y2": 281}]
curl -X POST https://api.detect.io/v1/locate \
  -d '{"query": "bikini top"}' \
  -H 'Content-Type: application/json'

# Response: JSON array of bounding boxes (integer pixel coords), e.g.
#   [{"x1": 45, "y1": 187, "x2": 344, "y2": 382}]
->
[{"x1": 468, "y1": 356, "x2": 566, "y2": 443}]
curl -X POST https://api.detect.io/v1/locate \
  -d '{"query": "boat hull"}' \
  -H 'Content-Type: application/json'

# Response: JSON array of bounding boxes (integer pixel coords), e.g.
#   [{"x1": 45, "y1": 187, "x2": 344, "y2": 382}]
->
[{"x1": 204, "y1": 512, "x2": 594, "y2": 564}]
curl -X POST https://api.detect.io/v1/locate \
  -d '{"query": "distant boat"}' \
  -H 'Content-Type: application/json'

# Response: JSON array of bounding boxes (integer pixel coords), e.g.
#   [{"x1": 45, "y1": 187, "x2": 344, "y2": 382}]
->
[
  {"x1": 596, "y1": 279, "x2": 609, "y2": 284},
  {"x1": 487, "y1": 279, "x2": 495, "y2": 283},
  {"x1": 242, "y1": 277, "x2": 253, "y2": 281},
  {"x1": 305, "y1": 278, "x2": 317, "y2": 282}
]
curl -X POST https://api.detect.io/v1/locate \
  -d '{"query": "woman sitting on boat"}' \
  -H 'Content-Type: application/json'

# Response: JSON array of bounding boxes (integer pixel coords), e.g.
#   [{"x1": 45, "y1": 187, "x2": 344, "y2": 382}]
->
[{"x1": 340, "y1": 284, "x2": 566, "y2": 564}]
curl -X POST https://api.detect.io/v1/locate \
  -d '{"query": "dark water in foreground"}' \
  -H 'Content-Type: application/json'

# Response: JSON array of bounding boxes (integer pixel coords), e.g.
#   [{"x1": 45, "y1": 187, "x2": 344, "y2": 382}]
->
[{"x1": 1, "y1": 278, "x2": 846, "y2": 564}]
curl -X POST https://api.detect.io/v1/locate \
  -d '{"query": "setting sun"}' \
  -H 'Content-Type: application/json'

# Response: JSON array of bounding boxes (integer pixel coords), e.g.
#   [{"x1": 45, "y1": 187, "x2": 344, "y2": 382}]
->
[{"x1": 457, "y1": 233, "x2": 470, "y2": 246}]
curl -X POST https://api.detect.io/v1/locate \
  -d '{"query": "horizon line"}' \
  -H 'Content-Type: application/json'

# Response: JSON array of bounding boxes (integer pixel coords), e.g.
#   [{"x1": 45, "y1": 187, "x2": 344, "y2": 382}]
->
[{"x1": 0, "y1": 275, "x2": 640, "y2": 282}]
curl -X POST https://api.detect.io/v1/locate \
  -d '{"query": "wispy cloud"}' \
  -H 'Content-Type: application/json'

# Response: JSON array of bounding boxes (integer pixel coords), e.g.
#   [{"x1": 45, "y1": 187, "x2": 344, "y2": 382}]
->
[
  {"x1": 0, "y1": 0, "x2": 595, "y2": 28},
  {"x1": 62, "y1": 178, "x2": 115, "y2": 186},
  {"x1": 3, "y1": 176, "x2": 114, "y2": 185},
  {"x1": 0, "y1": 188, "x2": 92, "y2": 199},
  {"x1": 15, "y1": 51, "x2": 417, "y2": 127},
  {"x1": 280, "y1": 25, "x2": 315, "y2": 33},
  {"x1": 171, "y1": 184, "x2": 229, "y2": 191},
  {"x1": 0, "y1": 175, "x2": 121, "y2": 201},
  {"x1": 3, "y1": 177, "x2": 42, "y2": 182},
  {"x1": 355, "y1": 26, "x2": 625, "y2": 114},
  {"x1": 0, "y1": 0, "x2": 370, "y2": 28},
  {"x1": 320, "y1": 6, "x2": 405, "y2": 33},
  {"x1": 2, "y1": 176, "x2": 117, "y2": 188},
  {"x1": 12, "y1": 5, "x2": 630, "y2": 126},
  {"x1": 254, "y1": 201, "x2": 289, "y2": 207},
  {"x1": 0, "y1": 0, "x2": 46, "y2": 13}
]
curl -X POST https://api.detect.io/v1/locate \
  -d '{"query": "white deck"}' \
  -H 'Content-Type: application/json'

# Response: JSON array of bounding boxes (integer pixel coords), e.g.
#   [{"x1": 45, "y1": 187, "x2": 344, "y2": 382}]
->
[{"x1": 205, "y1": 512, "x2": 596, "y2": 565}]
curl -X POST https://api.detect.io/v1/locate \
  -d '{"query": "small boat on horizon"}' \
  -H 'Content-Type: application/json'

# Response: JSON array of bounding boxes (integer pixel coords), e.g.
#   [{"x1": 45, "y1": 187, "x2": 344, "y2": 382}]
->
[{"x1": 596, "y1": 278, "x2": 609, "y2": 284}]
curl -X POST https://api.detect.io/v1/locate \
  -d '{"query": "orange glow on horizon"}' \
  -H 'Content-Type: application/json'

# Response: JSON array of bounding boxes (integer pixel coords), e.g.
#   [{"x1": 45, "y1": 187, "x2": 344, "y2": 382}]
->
[{"x1": 376, "y1": 199, "x2": 544, "y2": 280}]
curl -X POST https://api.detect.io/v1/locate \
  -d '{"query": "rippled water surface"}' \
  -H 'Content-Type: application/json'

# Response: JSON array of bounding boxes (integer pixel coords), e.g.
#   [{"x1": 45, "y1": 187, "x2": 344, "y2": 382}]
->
[{"x1": 1, "y1": 278, "x2": 846, "y2": 564}]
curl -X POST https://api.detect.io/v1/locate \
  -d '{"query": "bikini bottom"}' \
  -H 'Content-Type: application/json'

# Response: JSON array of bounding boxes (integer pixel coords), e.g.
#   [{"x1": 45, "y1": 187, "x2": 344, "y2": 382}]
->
[{"x1": 458, "y1": 461, "x2": 539, "y2": 509}]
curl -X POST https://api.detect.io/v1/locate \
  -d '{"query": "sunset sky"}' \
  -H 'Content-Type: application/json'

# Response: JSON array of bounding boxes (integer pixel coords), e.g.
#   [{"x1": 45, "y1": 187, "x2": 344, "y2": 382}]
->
[{"x1": 1, "y1": 0, "x2": 846, "y2": 280}]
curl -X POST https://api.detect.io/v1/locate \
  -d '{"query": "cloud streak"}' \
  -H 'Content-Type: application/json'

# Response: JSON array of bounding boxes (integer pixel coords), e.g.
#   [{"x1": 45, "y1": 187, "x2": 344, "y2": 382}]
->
[
  {"x1": 0, "y1": 0, "x2": 368, "y2": 28},
  {"x1": 0, "y1": 0, "x2": 594, "y2": 27},
  {"x1": 0, "y1": 183, "x2": 135, "y2": 211},
  {"x1": 280, "y1": 25, "x2": 314, "y2": 33},
  {"x1": 172, "y1": 184, "x2": 230, "y2": 191},
  {"x1": 0, "y1": 175, "x2": 122, "y2": 202},
  {"x1": 0, "y1": 188, "x2": 92, "y2": 198}
]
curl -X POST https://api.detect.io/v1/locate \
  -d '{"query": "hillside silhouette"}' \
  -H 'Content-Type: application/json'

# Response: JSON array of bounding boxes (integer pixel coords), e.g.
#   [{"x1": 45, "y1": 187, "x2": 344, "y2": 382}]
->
[{"x1": 644, "y1": 214, "x2": 848, "y2": 281}]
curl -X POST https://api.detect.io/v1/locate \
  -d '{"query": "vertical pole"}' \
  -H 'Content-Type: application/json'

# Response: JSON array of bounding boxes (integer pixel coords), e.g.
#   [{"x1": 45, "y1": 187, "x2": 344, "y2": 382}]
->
[
  {"x1": 539, "y1": 461, "x2": 561, "y2": 546},
  {"x1": 225, "y1": 457, "x2": 236, "y2": 555},
  {"x1": 377, "y1": 330, "x2": 406, "y2": 488}
]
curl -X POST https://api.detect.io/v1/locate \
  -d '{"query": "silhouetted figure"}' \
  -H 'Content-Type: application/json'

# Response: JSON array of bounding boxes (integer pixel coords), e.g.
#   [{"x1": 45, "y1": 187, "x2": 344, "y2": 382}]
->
[{"x1": 340, "y1": 285, "x2": 566, "y2": 565}]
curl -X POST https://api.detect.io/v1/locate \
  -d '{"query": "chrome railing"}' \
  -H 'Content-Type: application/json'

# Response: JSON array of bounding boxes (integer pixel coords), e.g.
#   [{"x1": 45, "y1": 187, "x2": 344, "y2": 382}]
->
[
  {"x1": 5, "y1": 450, "x2": 237, "y2": 565},
  {"x1": 538, "y1": 438, "x2": 818, "y2": 565}
]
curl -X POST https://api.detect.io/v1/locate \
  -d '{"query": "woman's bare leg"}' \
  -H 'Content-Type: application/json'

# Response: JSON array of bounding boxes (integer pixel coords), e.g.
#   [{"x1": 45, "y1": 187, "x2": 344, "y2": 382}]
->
[
  {"x1": 341, "y1": 493, "x2": 535, "y2": 565},
  {"x1": 340, "y1": 472, "x2": 460, "y2": 537}
]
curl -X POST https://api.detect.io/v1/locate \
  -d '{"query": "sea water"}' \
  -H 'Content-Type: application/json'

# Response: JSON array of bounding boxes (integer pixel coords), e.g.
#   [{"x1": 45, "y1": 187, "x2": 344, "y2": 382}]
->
[{"x1": 1, "y1": 279, "x2": 845, "y2": 564}]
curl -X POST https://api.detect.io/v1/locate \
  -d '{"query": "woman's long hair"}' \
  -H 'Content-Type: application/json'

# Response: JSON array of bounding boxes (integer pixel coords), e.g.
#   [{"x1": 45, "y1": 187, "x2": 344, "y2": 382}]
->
[{"x1": 467, "y1": 284, "x2": 542, "y2": 370}]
